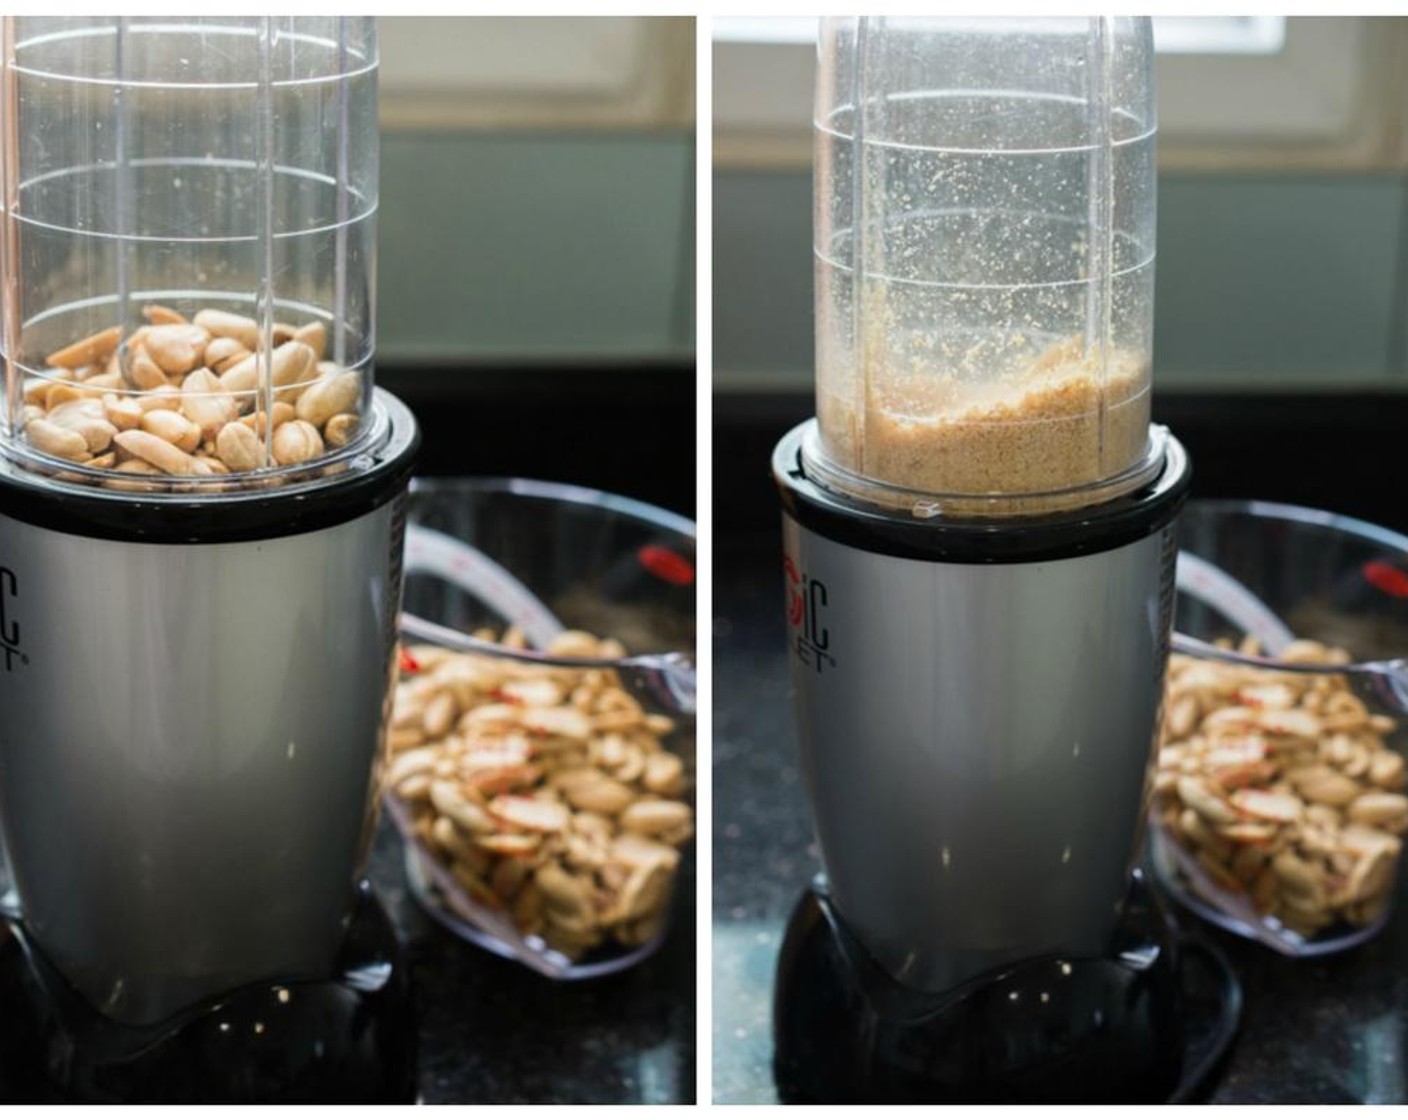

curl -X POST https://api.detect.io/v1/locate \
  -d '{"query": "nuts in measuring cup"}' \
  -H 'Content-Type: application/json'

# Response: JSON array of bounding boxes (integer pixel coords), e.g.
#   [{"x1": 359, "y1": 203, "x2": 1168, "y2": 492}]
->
[
  {"x1": 1154, "y1": 637, "x2": 1406, "y2": 939},
  {"x1": 17, "y1": 305, "x2": 361, "y2": 485},
  {"x1": 386, "y1": 628, "x2": 693, "y2": 961}
]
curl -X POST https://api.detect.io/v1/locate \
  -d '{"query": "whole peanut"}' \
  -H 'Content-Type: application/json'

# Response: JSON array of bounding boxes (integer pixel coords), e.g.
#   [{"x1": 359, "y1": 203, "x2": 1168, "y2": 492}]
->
[
  {"x1": 215, "y1": 421, "x2": 266, "y2": 471},
  {"x1": 180, "y1": 368, "x2": 239, "y2": 441},
  {"x1": 324, "y1": 412, "x2": 359, "y2": 448},
  {"x1": 45, "y1": 326, "x2": 121, "y2": 370},
  {"x1": 295, "y1": 371, "x2": 360, "y2": 427},
  {"x1": 140, "y1": 409, "x2": 202, "y2": 454},
  {"x1": 26, "y1": 417, "x2": 89, "y2": 461},
  {"x1": 113, "y1": 429, "x2": 210, "y2": 476},
  {"x1": 271, "y1": 419, "x2": 324, "y2": 465},
  {"x1": 144, "y1": 323, "x2": 209, "y2": 377},
  {"x1": 193, "y1": 309, "x2": 260, "y2": 350}
]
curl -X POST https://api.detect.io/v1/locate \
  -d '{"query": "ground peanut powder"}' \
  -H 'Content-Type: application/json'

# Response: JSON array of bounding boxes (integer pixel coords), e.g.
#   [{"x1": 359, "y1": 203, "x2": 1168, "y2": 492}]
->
[{"x1": 818, "y1": 336, "x2": 1149, "y2": 503}]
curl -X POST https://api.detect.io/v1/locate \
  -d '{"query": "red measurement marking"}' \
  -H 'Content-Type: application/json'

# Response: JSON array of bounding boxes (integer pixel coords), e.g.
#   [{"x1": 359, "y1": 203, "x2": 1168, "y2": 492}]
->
[
  {"x1": 783, "y1": 553, "x2": 804, "y2": 626},
  {"x1": 1364, "y1": 560, "x2": 1408, "y2": 599},
  {"x1": 638, "y1": 545, "x2": 695, "y2": 586},
  {"x1": 399, "y1": 648, "x2": 421, "y2": 674}
]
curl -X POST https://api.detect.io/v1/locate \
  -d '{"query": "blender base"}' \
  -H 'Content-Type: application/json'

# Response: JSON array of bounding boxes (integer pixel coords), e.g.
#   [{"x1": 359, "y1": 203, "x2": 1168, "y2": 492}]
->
[
  {"x1": 774, "y1": 871, "x2": 1238, "y2": 1103},
  {"x1": 0, "y1": 881, "x2": 416, "y2": 1103}
]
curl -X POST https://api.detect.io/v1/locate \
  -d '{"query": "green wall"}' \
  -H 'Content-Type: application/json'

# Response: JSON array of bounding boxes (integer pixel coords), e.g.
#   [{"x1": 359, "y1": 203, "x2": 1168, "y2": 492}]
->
[
  {"x1": 714, "y1": 170, "x2": 1408, "y2": 391},
  {"x1": 374, "y1": 134, "x2": 1408, "y2": 387},
  {"x1": 378, "y1": 131, "x2": 695, "y2": 366}
]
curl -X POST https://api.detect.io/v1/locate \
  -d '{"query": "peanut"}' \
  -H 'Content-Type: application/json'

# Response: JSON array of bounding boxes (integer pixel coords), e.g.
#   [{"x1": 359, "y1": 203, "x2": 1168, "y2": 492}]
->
[
  {"x1": 142, "y1": 304, "x2": 187, "y2": 325},
  {"x1": 295, "y1": 370, "x2": 360, "y2": 427},
  {"x1": 294, "y1": 320, "x2": 327, "y2": 359},
  {"x1": 139, "y1": 409, "x2": 202, "y2": 454},
  {"x1": 143, "y1": 323, "x2": 209, "y2": 377},
  {"x1": 102, "y1": 393, "x2": 144, "y2": 432},
  {"x1": 136, "y1": 385, "x2": 184, "y2": 413},
  {"x1": 78, "y1": 371, "x2": 124, "y2": 395},
  {"x1": 324, "y1": 412, "x2": 358, "y2": 448},
  {"x1": 48, "y1": 396, "x2": 108, "y2": 433},
  {"x1": 113, "y1": 429, "x2": 209, "y2": 476},
  {"x1": 271, "y1": 419, "x2": 324, "y2": 465},
  {"x1": 217, "y1": 340, "x2": 314, "y2": 395},
  {"x1": 127, "y1": 346, "x2": 169, "y2": 391},
  {"x1": 193, "y1": 309, "x2": 260, "y2": 350},
  {"x1": 102, "y1": 459, "x2": 163, "y2": 492},
  {"x1": 180, "y1": 368, "x2": 239, "y2": 441},
  {"x1": 204, "y1": 337, "x2": 249, "y2": 374},
  {"x1": 26, "y1": 417, "x2": 90, "y2": 461},
  {"x1": 44, "y1": 383, "x2": 85, "y2": 410},
  {"x1": 45, "y1": 326, "x2": 121, "y2": 369},
  {"x1": 214, "y1": 422, "x2": 265, "y2": 471},
  {"x1": 240, "y1": 402, "x2": 296, "y2": 438},
  {"x1": 271, "y1": 341, "x2": 317, "y2": 389}
]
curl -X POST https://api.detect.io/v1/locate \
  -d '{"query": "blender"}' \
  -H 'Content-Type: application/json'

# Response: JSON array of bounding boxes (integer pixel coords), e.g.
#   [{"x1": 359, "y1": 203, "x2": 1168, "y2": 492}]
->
[
  {"x1": 771, "y1": 17, "x2": 1208, "y2": 1102},
  {"x1": 0, "y1": 18, "x2": 418, "y2": 1102}
]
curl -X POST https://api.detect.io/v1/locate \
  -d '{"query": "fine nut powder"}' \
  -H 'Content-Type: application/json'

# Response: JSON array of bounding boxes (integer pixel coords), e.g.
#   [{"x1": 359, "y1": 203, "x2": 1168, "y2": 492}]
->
[{"x1": 819, "y1": 335, "x2": 1150, "y2": 502}]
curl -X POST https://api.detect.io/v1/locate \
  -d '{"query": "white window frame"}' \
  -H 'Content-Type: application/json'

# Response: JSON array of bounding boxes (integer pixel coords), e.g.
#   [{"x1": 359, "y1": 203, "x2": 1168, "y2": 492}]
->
[{"x1": 713, "y1": 17, "x2": 1407, "y2": 172}]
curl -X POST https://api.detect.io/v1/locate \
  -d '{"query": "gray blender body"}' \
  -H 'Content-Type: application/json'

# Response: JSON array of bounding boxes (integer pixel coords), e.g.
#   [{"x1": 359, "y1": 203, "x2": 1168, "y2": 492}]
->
[
  {"x1": 0, "y1": 435, "x2": 408, "y2": 1026},
  {"x1": 780, "y1": 425, "x2": 1182, "y2": 995}
]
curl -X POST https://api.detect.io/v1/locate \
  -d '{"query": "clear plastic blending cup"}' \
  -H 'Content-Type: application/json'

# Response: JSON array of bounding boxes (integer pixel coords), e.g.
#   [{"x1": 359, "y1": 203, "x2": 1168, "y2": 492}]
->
[
  {"x1": 0, "y1": 17, "x2": 377, "y2": 490},
  {"x1": 809, "y1": 17, "x2": 1160, "y2": 515}
]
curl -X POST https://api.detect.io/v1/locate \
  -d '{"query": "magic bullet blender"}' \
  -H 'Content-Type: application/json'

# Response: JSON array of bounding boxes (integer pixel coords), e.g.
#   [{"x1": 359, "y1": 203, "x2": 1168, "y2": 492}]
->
[
  {"x1": 772, "y1": 18, "x2": 1201, "y2": 1102},
  {"x1": 0, "y1": 18, "x2": 417, "y2": 1101}
]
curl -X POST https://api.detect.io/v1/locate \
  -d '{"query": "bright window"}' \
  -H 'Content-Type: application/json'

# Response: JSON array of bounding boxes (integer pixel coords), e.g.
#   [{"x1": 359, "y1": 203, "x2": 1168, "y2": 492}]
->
[{"x1": 713, "y1": 16, "x2": 1286, "y2": 53}]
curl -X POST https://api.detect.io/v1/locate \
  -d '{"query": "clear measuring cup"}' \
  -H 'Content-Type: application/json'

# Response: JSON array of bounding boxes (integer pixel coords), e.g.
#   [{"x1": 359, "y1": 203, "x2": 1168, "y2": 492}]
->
[
  {"x1": 1155, "y1": 501, "x2": 1408, "y2": 956},
  {"x1": 390, "y1": 478, "x2": 697, "y2": 979}
]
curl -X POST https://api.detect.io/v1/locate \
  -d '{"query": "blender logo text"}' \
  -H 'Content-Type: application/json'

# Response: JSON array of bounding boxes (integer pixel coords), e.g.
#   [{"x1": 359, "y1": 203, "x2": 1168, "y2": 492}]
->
[
  {"x1": 0, "y1": 567, "x2": 22, "y2": 671},
  {"x1": 784, "y1": 554, "x2": 834, "y2": 674}
]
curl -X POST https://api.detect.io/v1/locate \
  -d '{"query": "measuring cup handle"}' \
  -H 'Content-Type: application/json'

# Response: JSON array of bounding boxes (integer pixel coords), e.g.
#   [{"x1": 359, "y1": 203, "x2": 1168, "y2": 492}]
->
[
  {"x1": 631, "y1": 653, "x2": 696, "y2": 717},
  {"x1": 0, "y1": 828, "x2": 17, "y2": 920},
  {"x1": 401, "y1": 524, "x2": 564, "y2": 649}
]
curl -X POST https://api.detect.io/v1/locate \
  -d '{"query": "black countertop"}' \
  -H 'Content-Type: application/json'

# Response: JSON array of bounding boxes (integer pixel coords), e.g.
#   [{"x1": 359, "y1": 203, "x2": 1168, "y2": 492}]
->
[
  {"x1": 369, "y1": 815, "x2": 696, "y2": 1105},
  {"x1": 713, "y1": 530, "x2": 1408, "y2": 1105}
]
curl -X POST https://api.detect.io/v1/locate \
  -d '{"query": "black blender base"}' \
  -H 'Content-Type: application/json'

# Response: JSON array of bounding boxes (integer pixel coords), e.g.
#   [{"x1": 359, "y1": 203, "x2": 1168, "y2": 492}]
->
[
  {"x1": 0, "y1": 881, "x2": 416, "y2": 1103},
  {"x1": 774, "y1": 872, "x2": 1233, "y2": 1104}
]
